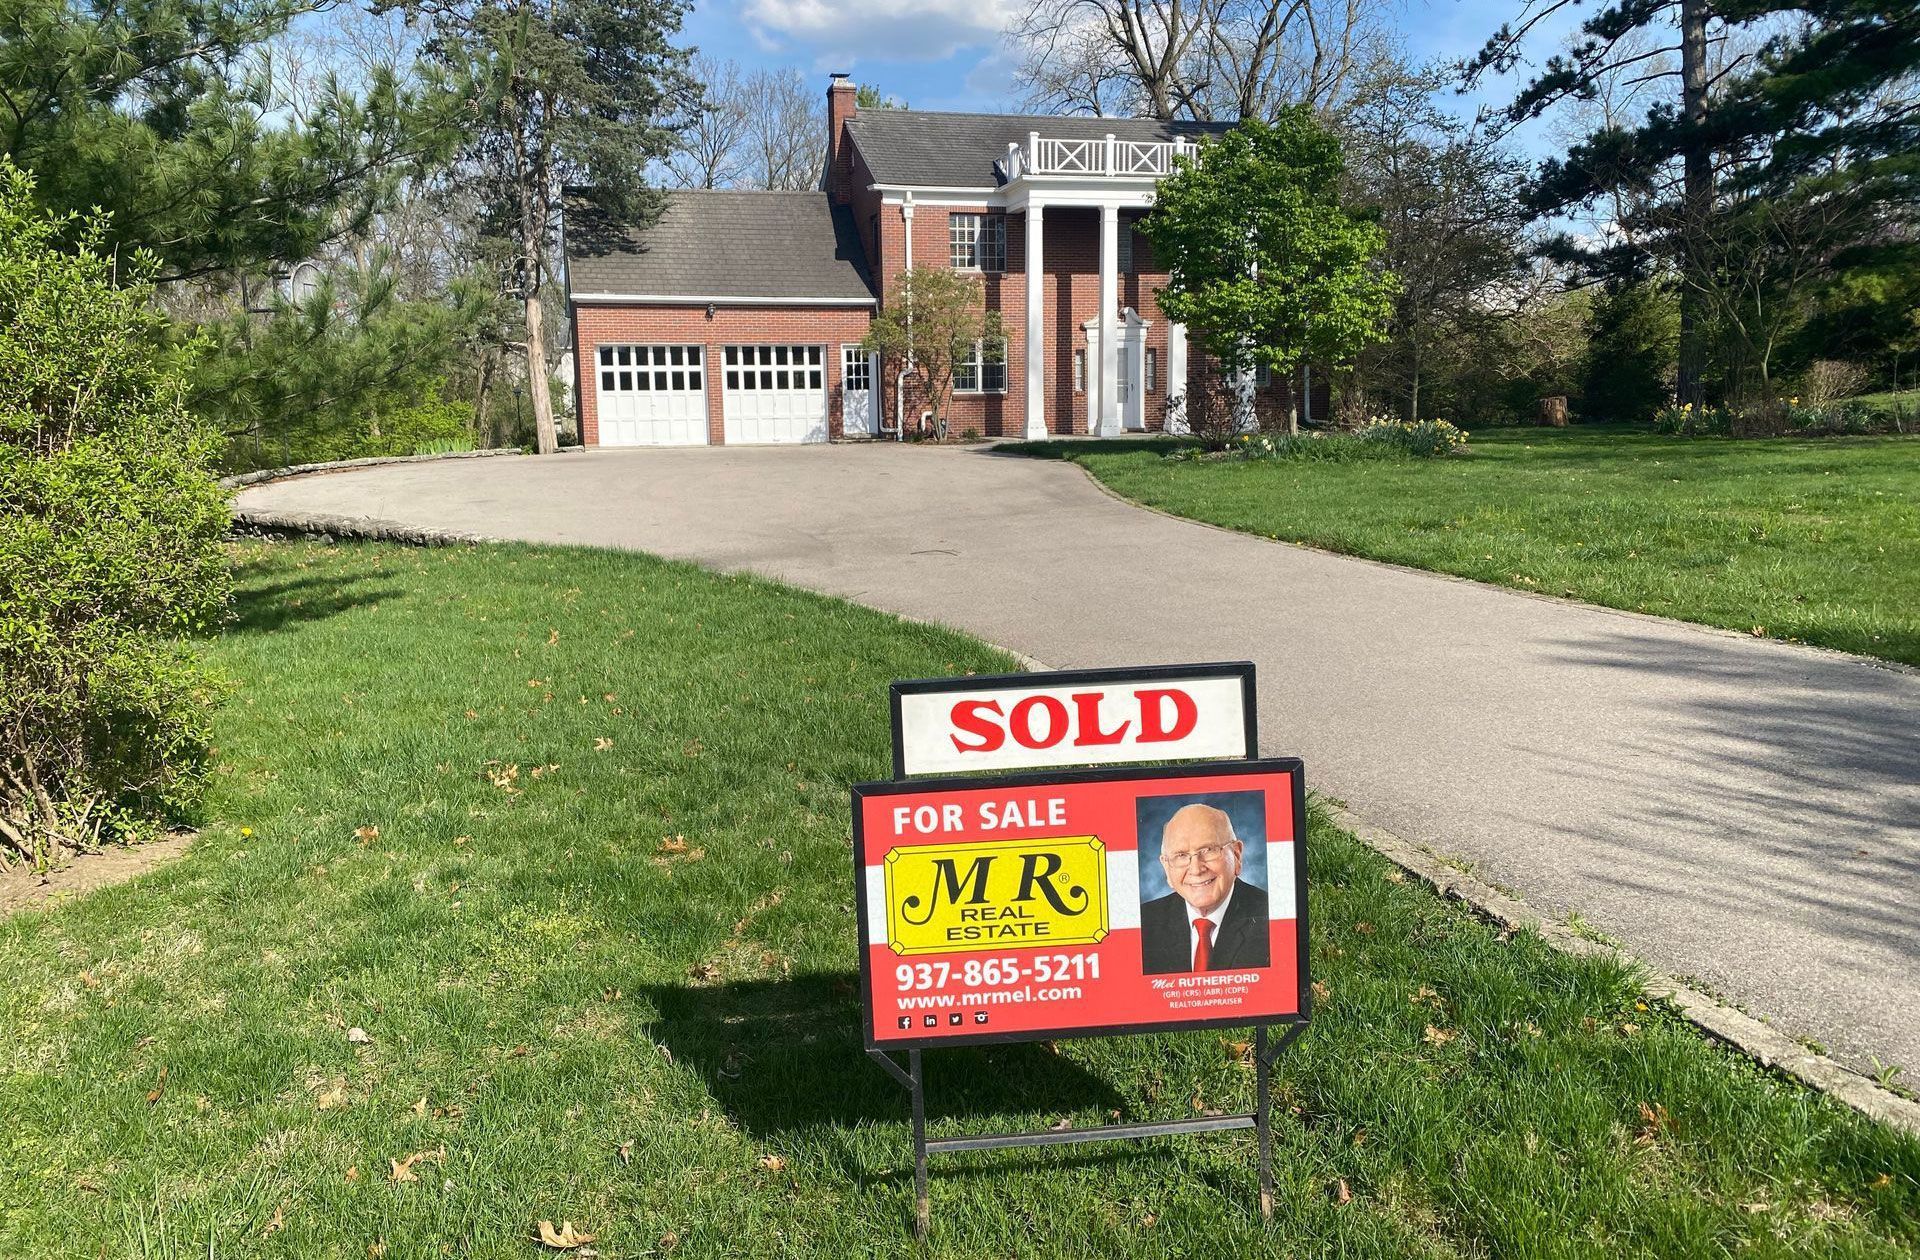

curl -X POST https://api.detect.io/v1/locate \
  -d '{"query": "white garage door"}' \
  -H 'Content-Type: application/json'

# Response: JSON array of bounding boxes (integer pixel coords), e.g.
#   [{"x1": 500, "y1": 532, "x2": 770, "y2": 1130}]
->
[
  {"x1": 594, "y1": 344, "x2": 707, "y2": 446},
  {"x1": 722, "y1": 345, "x2": 827, "y2": 444}
]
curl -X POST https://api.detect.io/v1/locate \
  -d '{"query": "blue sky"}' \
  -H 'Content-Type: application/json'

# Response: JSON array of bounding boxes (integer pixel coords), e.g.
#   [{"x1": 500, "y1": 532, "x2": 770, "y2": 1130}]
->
[{"x1": 679, "y1": 0, "x2": 1577, "y2": 139}]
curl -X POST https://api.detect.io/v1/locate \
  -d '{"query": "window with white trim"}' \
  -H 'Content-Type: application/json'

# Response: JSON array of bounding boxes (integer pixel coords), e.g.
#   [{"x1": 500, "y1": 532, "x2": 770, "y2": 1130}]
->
[
  {"x1": 1145, "y1": 348, "x2": 1158, "y2": 393},
  {"x1": 949, "y1": 213, "x2": 1006, "y2": 272},
  {"x1": 1119, "y1": 223, "x2": 1133, "y2": 273},
  {"x1": 723, "y1": 344, "x2": 823, "y2": 391},
  {"x1": 1254, "y1": 363, "x2": 1273, "y2": 389},
  {"x1": 953, "y1": 338, "x2": 1008, "y2": 393},
  {"x1": 1074, "y1": 349, "x2": 1086, "y2": 393}
]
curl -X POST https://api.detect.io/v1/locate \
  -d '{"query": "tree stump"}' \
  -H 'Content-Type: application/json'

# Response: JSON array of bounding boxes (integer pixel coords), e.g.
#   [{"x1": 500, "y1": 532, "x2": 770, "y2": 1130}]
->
[{"x1": 1537, "y1": 395, "x2": 1569, "y2": 427}]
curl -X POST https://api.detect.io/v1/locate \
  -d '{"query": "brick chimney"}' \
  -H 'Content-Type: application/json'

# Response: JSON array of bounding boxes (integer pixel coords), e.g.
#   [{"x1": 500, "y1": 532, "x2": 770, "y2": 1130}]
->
[{"x1": 826, "y1": 73, "x2": 858, "y2": 204}]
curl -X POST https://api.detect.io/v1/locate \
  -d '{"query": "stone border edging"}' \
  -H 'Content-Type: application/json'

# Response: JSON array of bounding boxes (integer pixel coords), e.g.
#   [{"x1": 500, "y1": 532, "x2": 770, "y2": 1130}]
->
[
  {"x1": 230, "y1": 508, "x2": 495, "y2": 546},
  {"x1": 1325, "y1": 800, "x2": 1920, "y2": 1136},
  {"x1": 219, "y1": 447, "x2": 524, "y2": 490}
]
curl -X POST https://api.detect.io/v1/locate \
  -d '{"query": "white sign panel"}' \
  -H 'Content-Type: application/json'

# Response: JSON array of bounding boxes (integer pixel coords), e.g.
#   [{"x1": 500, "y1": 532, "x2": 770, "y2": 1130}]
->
[{"x1": 891, "y1": 664, "x2": 1256, "y2": 777}]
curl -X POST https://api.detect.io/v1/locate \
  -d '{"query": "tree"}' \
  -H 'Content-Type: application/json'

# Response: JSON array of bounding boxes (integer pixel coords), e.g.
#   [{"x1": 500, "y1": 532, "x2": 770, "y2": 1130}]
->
[
  {"x1": 1009, "y1": 0, "x2": 1395, "y2": 121},
  {"x1": 398, "y1": 0, "x2": 697, "y2": 453},
  {"x1": 0, "y1": 162, "x2": 229, "y2": 867},
  {"x1": 1471, "y1": 0, "x2": 1920, "y2": 405},
  {"x1": 663, "y1": 55, "x2": 751, "y2": 189},
  {"x1": 861, "y1": 268, "x2": 1005, "y2": 441},
  {"x1": 0, "y1": 0, "x2": 447, "y2": 283},
  {"x1": 1141, "y1": 111, "x2": 1396, "y2": 430},
  {"x1": 1341, "y1": 66, "x2": 1533, "y2": 422},
  {"x1": 1583, "y1": 280, "x2": 1678, "y2": 421},
  {"x1": 742, "y1": 68, "x2": 823, "y2": 190}
]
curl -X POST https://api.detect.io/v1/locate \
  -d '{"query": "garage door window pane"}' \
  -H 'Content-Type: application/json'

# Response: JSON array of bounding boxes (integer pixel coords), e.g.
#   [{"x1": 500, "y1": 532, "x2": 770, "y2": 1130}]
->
[
  {"x1": 600, "y1": 371, "x2": 615, "y2": 390},
  {"x1": 760, "y1": 370, "x2": 772, "y2": 388},
  {"x1": 775, "y1": 370, "x2": 787, "y2": 388},
  {"x1": 689, "y1": 371, "x2": 702, "y2": 389},
  {"x1": 689, "y1": 347, "x2": 702, "y2": 365},
  {"x1": 635, "y1": 372, "x2": 650, "y2": 391},
  {"x1": 725, "y1": 347, "x2": 738, "y2": 366},
  {"x1": 726, "y1": 371, "x2": 739, "y2": 389},
  {"x1": 598, "y1": 347, "x2": 612, "y2": 367},
  {"x1": 810, "y1": 369, "x2": 823, "y2": 388}
]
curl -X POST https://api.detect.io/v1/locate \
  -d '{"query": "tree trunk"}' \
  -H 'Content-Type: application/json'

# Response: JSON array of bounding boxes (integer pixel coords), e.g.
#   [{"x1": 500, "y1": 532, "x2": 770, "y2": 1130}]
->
[{"x1": 1677, "y1": 0, "x2": 1713, "y2": 406}]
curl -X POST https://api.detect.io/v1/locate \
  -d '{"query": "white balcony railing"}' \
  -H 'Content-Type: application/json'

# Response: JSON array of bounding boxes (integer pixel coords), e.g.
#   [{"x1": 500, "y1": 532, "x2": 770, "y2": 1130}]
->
[{"x1": 1006, "y1": 132, "x2": 1198, "y2": 181}]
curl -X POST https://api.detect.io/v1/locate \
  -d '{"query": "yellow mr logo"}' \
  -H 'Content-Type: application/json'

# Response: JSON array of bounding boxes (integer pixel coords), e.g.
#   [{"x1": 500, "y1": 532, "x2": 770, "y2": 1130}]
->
[{"x1": 884, "y1": 837, "x2": 1108, "y2": 955}]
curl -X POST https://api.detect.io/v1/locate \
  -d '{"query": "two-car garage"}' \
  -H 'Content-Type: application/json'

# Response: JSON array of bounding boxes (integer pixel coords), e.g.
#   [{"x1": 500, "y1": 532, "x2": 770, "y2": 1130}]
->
[
  {"x1": 566, "y1": 189, "x2": 880, "y2": 450},
  {"x1": 591, "y1": 342, "x2": 828, "y2": 447}
]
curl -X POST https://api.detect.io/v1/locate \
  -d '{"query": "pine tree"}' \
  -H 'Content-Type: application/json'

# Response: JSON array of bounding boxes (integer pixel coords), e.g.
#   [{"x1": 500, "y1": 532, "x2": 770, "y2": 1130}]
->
[{"x1": 398, "y1": 0, "x2": 697, "y2": 453}]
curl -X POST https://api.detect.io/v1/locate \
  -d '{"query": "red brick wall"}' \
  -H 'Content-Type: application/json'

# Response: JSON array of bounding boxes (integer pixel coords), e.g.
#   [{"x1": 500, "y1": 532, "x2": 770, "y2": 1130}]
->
[
  {"x1": 572, "y1": 303, "x2": 876, "y2": 446},
  {"x1": 862, "y1": 202, "x2": 1184, "y2": 438}
]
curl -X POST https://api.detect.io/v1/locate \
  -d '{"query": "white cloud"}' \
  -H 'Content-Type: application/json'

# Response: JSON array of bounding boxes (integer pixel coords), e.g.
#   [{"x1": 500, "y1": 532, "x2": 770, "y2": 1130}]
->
[{"x1": 742, "y1": 0, "x2": 1012, "y2": 64}]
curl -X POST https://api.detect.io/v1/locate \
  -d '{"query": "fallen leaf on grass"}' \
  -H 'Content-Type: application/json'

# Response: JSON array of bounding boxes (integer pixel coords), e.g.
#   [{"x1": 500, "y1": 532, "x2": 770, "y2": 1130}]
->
[
  {"x1": 1423, "y1": 1025, "x2": 1457, "y2": 1047},
  {"x1": 547, "y1": 629, "x2": 560, "y2": 647},
  {"x1": 1220, "y1": 1038, "x2": 1253, "y2": 1064},
  {"x1": 408, "y1": 1096, "x2": 427, "y2": 1117},
  {"x1": 758, "y1": 1154, "x2": 787, "y2": 1172},
  {"x1": 1870, "y1": 1173, "x2": 1893, "y2": 1190},
  {"x1": 1411, "y1": 985, "x2": 1442, "y2": 1008},
  {"x1": 345, "y1": 1166, "x2": 360, "y2": 1182},
  {"x1": 1311, "y1": 980, "x2": 1330, "y2": 1003},
  {"x1": 79, "y1": 970, "x2": 99, "y2": 989},
  {"x1": 1635, "y1": 1101, "x2": 1671, "y2": 1144},
  {"x1": 389, "y1": 1149, "x2": 440, "y2": 1182},
  {"x1": 1619, "y1": 1022, "x2": 1641, "y2": 1036},
  {"x1": 355, "y1": 826, "x2": 380, "y2": 845},
  {"x1": 316, "y1": 1081, "x2": 349, "y2": 1110},
  {"x1": 616, "y1": 1140, "x2": 633, "y2": 1166},
  {"x1": 1383, "y1": 869, "x2": 1405, "y2": 884},
  {"x1": 688, "y1": 961, "x2": 720, "y2": 982},
  {"x1": 593, "y1": 737, "x2": 614, "y2": 752},
  {"x1": 454, "y1": 835, "x2": 471, "y2": 847},
  {"x1": 147, "y1": 1064, "x2": 168, "y2": 1105},
  {"x1": 1353, "y1": 922, "x2": 1375, "y2": 936},
  {"x1": 347, "y1": 1027, "x2": 372, "y2": 1045},
  {"x1": 1332, "y1": 1179, "x2": 1353, "y2": 1205},
  {"x1": 658, "y1": 836, "x2": 688, "y2": 854},
  {"x1": 262, "y1": 1203, "x2": 286, "y2": 1237},
  {"x1": 535, "y1": 1220, "x2": 597, "y2": 1250},
  {"x1": 658, "y1": 1231, "x2": 679, "y2": 1253},
  {"x1": 1741, "y1": 1201, "x2": 1771, "y2": 1214}
]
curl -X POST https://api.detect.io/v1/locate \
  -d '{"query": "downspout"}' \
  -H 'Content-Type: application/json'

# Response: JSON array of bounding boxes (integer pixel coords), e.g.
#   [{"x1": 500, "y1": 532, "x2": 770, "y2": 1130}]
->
[{"x1": 892, "y1": 193, "x2": 915, "y2": 440}]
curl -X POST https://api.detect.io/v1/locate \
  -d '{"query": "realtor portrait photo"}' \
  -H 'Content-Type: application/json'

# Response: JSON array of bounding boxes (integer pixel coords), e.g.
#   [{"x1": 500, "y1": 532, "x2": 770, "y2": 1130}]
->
[{"x1": 1137, "y1": 793, "x2": 1271, "y2": 975}]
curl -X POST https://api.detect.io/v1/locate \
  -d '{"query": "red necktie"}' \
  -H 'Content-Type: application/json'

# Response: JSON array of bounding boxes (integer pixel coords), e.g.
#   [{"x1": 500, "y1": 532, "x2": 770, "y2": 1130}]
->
[{"x1": 1193, "y1": 918, "x2": 1214, "y2": 971}]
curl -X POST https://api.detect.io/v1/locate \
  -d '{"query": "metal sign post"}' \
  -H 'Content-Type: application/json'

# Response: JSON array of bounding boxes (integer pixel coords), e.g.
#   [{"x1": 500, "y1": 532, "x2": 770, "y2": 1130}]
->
[{"x1": 855, "y1": 663, "x2": 1311, "y2": 1239}]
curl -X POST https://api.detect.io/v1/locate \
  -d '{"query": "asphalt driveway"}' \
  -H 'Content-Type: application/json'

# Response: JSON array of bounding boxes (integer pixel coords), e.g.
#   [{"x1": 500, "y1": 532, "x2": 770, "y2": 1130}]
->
[{"x1": 239, "y1": 445, "x2": 1920, "y2": 1075}]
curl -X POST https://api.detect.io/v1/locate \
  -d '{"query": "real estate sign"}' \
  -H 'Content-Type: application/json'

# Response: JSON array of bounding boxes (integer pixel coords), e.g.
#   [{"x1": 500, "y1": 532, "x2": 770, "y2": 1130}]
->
[
  {"x1": 853, "y1": 759, "x2": 1309, "y2": 1049},
  {"x1": 889, "y1": 662, "x2": 1257, "y2": 778}
]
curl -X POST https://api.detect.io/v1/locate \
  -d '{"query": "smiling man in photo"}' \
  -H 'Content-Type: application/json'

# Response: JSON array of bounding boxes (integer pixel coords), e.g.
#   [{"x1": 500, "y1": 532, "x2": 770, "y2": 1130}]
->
[{"x1": 1140, "y1": 802, "x2": 1270, "y2": 974}]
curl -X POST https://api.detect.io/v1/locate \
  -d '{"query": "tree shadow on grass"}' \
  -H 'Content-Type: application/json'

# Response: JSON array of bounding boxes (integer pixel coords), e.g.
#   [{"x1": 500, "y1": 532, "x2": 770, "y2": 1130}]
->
[
  {"x1": 642, "y1": 973, "x2": 1128, "y2": 1149},
  {"x1": 224, "y1": 571, "x2": 404, "y2": 637}
]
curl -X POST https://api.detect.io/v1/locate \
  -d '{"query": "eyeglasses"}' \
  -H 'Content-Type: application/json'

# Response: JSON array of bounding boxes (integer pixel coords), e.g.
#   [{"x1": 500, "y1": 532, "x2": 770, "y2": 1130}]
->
[{"x1": 1162, "y1": 843, "x2": 1233, "y2": 869}]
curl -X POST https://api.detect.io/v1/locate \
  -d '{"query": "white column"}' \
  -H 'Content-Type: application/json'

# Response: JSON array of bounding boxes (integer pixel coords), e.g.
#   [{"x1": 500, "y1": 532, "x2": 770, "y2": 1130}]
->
[
  {"x1": 1167, "y1": 320, "x2": 1188, "y2": 430},
  {"x1": 1025, "y1": 204, "x2": 1046, "y2": 438},
  {"x1": 1097, "y1": 204, "x2": 1119, "y2": 436}
]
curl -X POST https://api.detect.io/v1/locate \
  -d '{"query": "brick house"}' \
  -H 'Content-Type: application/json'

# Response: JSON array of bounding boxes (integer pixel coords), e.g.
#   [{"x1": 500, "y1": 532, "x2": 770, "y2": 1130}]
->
[{"x1": 564, "y1": 75, "x2": 1326, "y2": 447}]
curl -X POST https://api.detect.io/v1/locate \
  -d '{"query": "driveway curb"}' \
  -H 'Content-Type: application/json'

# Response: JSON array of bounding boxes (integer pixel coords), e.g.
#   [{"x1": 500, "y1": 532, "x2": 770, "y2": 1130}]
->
[{"x1": 219, "y1": 448, "x2": 525, "y2": 491}]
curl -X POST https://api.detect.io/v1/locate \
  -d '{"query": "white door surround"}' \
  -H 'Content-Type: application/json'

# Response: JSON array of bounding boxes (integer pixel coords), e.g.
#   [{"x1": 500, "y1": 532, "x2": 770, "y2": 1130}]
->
[
  {"x1": 841, "y1": 344, "x2": 879, "y2": 437},
  {"x1": 1082, "y1": 308, "x2": 1152, "y2": 434}
]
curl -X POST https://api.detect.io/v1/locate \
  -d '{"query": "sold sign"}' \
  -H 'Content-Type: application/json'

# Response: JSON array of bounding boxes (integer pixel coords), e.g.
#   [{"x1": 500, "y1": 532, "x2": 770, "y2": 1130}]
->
[{"x1": 890, "y1": 663, "x2": 1256, "y2": 777}]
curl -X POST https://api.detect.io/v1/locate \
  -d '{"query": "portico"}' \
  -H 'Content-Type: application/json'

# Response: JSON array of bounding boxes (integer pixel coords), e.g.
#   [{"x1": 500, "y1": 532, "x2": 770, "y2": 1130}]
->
[{"x1": 1005, "y1": 133, "x2": 1193, "y2": 439}]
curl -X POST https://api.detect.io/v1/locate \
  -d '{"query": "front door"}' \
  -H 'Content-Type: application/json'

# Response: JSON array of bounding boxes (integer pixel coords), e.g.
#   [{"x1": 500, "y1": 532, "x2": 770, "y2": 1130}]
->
[{"x1": 842, "y1": 345, "x2": 878, "y2": 437}]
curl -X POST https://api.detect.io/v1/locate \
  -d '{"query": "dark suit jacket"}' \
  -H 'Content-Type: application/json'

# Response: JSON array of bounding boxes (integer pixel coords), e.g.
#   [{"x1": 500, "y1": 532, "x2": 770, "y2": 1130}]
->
[{"x1": 1140, "y1": 879, "x2": 1270, "y2": 975}]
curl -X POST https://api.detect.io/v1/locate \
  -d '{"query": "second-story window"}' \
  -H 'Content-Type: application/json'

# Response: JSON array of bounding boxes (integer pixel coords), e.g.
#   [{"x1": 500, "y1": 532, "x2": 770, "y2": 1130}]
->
[{"x1": 950, "y1": 213, "x2": 1005, "y2": 272}]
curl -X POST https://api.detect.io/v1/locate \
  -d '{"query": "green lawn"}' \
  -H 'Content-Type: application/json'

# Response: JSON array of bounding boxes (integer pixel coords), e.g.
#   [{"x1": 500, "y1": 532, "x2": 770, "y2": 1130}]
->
[
  {"x1": 1008, "y1": 427, "x2": 1920, "y2": 667},
  {"x1": 3, "y1": 540, "x2": 1917, "y2": 1258}
]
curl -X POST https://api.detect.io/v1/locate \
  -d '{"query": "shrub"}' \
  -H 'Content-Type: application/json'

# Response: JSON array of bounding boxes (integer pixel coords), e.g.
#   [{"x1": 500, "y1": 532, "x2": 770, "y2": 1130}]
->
[
  {"x1": 1798, "y1": 360, "x2": 1869, "y2": 407},
  {"x1": 1171, "y1": 417, "x2": 1468, "y2": 463},
  {"x1": 0, "y1": 162, "x2": 229, "y2": 869}
]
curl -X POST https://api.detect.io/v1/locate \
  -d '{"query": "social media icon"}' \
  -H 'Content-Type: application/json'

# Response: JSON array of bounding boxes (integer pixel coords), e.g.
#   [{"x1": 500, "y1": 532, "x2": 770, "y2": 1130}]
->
[
  {"x1": 974, "y1": 1012, "x2": 990, "y2": 1025},
  {"x1": 923, "y1": 1015, "x2": 938, "y2": 1027},
  {"x1": 898, "y1": 1016, "x2": 912, "y2": 1030},
  {"x1": 948, "y1": 1012, "x2": 963, "y2": 1026}
]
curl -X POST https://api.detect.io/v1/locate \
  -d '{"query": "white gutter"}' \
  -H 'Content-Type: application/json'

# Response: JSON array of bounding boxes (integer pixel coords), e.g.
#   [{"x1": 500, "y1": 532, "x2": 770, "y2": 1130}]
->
[{"x1": 571, "y1": 293, "x2": 876, "y2": 306}]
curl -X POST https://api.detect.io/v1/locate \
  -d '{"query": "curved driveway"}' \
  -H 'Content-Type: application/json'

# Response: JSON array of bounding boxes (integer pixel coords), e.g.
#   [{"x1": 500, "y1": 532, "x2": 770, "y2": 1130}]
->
[{"x1": 240, "y1": 445, "x2": 1920, "y2": 1074}]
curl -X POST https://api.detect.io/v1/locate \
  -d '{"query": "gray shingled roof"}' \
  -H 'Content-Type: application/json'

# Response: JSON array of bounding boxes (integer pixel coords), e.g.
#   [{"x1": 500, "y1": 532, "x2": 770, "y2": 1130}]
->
[
  {"x1": 564, "y1": 190, "x2": 874, "y2": 302},
  {"x1": 845, "y1": 110, "x2": 1233, "y2": 189}
]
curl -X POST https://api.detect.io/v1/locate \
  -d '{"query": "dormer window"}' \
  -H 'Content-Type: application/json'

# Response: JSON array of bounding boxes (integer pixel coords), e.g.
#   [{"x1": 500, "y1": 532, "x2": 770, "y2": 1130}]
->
[{"x1": 950, "y1": 213, "x2": 1006, "y2": 272}]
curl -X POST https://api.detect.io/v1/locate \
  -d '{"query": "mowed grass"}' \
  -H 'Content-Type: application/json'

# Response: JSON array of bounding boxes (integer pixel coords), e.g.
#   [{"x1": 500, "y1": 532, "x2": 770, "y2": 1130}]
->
[
  {"x1": 1008, "y1": 427, "x2": 1920, "y2": 666},
  {"x1": 2, "y1": 540, "x2": 1917, "y2": 1259}
]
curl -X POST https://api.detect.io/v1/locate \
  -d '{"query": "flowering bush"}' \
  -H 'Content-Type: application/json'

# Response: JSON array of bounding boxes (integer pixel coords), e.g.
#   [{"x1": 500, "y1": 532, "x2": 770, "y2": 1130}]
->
[
  {"x1": 1170, "y1": 417, "x2": 1469, "y2": 463},
  {"x1": 1652, "y1": 402, "x2": 1732, "y2": 435}
]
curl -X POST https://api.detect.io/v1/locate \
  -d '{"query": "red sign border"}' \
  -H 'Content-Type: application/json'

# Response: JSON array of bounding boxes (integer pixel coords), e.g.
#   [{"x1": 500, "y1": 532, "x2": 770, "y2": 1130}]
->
[
  {"x1": 886, "y1": 661, "x2": 1259, "y2": 779},
  {"x1": 852, "y1": 757, "x2": 1311, "y2": 1052}
]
